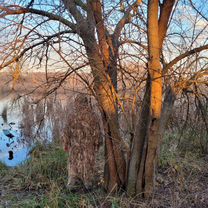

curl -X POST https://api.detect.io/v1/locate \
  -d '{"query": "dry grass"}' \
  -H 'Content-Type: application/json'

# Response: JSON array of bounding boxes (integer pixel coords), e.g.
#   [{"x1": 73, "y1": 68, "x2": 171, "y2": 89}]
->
[{"x1": 0, "y1": 140, "x2": 208, "y2": 208}]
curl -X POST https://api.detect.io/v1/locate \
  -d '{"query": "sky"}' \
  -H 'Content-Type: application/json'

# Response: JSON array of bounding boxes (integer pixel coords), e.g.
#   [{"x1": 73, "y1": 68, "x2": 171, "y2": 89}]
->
[{"x1": 0, "y1": 0, "x2": 207, "y2": 72}]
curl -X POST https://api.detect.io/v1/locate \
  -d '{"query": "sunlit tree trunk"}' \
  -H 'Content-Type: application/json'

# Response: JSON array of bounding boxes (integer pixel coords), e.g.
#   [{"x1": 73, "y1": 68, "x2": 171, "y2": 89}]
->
[
  {"x1": 82, "y1": 1, "x2": 126, "y2": 192},
  {"x1": 92, "y1": 65, "x2": 126, "y2": 192},
  {"x1": 82, "y1": 33, "x2": 126, "y2": 191},
  {"x1": 127, "y1": 0, "x2": 176, "y2": 197}
]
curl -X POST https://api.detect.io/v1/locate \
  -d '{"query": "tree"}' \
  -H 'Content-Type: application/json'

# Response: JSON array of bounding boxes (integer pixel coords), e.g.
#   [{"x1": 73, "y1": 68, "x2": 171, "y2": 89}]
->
[{"x1": 0, "y1": 0, "x2": 207, "y2": 197}]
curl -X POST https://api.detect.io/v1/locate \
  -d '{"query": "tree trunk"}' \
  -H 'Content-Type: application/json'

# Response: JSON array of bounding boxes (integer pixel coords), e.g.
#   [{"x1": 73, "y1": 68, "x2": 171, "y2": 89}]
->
[
  {"x1": 160, "y1": 86, "x2": 176, "y2": 138},
  {"x1": 127, "y1": 74, "x2": 151, "y2": 195},
  {"x1": 143, "y1": 0, "x2": 162, "y2": 197},
  {"x1": 81, "y1": 2, "x2": 125, "y2": 192},
  {"x1": 83, "y1": 37, "x2": 126, "y2": 191},
  {"x1": 95, "y1": 75, "x2": 126, "y2": 191},
  {"x1": 103, "y1": 111, "x2": 121, "y2": 191},
  {"x1": 127, "y1": 0, "x2": 163, "y2": 197}
]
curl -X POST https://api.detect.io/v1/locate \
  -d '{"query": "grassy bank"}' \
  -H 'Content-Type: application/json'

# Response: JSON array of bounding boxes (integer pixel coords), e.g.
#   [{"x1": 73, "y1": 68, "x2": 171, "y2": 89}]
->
[
  {"x1": 0, "y1": 144, "x2": 107, "y2": 208},
  {"x1": 0, "y1": 138, "x2": 208, "y2": 208}
]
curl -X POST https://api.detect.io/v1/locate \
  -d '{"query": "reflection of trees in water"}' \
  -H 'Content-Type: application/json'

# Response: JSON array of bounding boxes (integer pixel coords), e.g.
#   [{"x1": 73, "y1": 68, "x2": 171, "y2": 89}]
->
[
  {"x1": 20, "y1": 95, "x2": 67, "y2": 145},
  {"x1": 47, "y1": 96, "x2": 64, "y2": 143},
  {"x1": 21, "y1": 98, "x2": 35, "y2": 143},
  {"x1": 2, "y1": 106, "x2": 8, "y2": 123},
  {"x1": 8, "y1": 150, "x2": 13, "y2": 160}
]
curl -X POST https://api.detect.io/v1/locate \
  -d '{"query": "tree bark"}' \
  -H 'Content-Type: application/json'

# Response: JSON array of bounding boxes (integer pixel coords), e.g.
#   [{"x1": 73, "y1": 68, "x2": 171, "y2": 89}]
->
[
  {"x1": 143, "y1": 0, "x2": 163, "y2": 197},
  {"x1": 82, "y1": 35, "x2": 126, "y2": 191},
  {"x1": 127, "y1": 0, "x2": 163, "y2": 197},
  {"x1": 127, "y1": 74, "x2": 151, "y2": 195}
]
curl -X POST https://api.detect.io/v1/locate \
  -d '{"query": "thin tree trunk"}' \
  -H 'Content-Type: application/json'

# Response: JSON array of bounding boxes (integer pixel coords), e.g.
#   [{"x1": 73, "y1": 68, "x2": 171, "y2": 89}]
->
[
  {"x1": 126, "y1": 0, "x2": 176, "y2": 197},
  {"x1": 127, "y1": 75, "x2": 151, "y2": 195},
  {"x1": 103, "y1": 111, "x2": 120, "y2": 191},
  {"x1": 144, "y1": 0, "x2": 162, "y2": 197},
  {"x1": 160, "y1": 86, "x2": 176, "y2": 138},
  {"x1": 81, "y1": 2, "x2": 126, "y2": 191},
  {"x1": 84, "y1": 39, "x2": 126, "y2": 191},
  {"x1": 95, "y1": 80, "x2": 126, "y2": 190}
]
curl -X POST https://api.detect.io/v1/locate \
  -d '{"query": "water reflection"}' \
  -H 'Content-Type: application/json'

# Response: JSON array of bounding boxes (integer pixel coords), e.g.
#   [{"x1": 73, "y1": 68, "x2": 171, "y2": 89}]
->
[
  {"x1": 0, "y1": 95, "x2": 66, "y2": 167},
  {"x1": 0, "y1": 97, "x2": 30, "y2": 167},
  {"x1": 0, "y1": 127, "x2": 30, "y2": 167}
]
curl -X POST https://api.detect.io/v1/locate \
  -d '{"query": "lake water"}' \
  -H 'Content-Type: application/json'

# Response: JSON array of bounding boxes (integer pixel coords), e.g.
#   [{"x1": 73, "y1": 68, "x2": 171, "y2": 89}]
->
[
  {"x1": 0, "y1": 93, "x2": 72, "y2": 167},
  {"x1": 0, "y1": 96, "x2": 54, "y2": 167},
  {"x1": 0, "y1": 96, "x2": 31, "y2": 167}
]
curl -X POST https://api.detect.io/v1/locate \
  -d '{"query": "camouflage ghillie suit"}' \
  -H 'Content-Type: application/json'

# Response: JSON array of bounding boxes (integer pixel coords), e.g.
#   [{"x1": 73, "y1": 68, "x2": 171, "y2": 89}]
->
[{"x1": 63, "y1": 95, "x2": 100, "y2": 190}]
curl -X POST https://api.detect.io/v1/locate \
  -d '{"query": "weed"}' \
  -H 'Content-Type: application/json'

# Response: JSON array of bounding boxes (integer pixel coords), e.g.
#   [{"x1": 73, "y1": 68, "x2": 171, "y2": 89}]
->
[{"x1": 1, "y1": 141, "x2": 208, "y2": 208}]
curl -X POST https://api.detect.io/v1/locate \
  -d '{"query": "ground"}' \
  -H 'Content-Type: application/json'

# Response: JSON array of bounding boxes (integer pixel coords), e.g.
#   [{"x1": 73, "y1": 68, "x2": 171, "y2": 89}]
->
[{"x1": 0, "y1": 141, "x2": 208, "y2": 208}]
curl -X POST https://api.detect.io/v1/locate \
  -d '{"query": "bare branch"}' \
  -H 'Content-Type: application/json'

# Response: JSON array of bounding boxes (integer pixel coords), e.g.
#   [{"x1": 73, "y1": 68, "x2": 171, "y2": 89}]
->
[
  {"x1": 75, "y1": 0, "x2": 87, "y2": 11},
  {"x1": 158, "y1": 0, "x2": 176, "y2": 49},
  {"x1": 189, "y1": 0, "x2": 208, "y2": 22},
  {"x1": 61, "y1": 0, "x2": 86, "y2": 25},
  {"x1": 0, "y1": 5, "x2": 76, "y2": 31},
  {"x1": 113, "y1": 0, "x2": 142, "y2": 43},
  {"x1": 119, "y1": 39, "x2": 148, "y2": 50},
  {"x1": 0, "y1": 30, "x2": 74, "y2": 70},
  {"x1": 165, "y1": 44, "x2": 208, "y2": 72}
]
